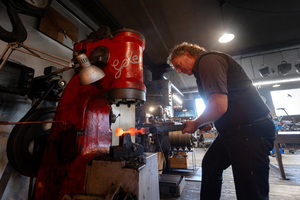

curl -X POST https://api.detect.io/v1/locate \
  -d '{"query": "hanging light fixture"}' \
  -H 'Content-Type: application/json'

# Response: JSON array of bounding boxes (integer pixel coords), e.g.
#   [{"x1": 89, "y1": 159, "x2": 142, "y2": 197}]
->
[
  {"x1": 219, "y1": 0, "x2": 235, "y2": 43},
  {"x1": 277, "y1": 52, "x2": 292, "y2": 76},
  {"x1": 258, "y1": 55, "x2": 270, "y2": 78},
  {"x1": 295, "y1": 49, "x2": 300, "y2": 74},
  {"x1": 75, "y1": 53, "x2": 105, "y2": 85}
]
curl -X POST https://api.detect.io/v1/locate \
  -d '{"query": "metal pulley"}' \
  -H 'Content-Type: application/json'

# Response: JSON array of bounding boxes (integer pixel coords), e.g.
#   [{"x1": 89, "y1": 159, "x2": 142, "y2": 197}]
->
[
  {"x1": 31, "y1": 66, "x2": 68, "y2": 100},
  {"x1": 6, "y1": 107, "x2": 56, "y2": 177},
  {"x1": 169, "y1": 131, "x2": 194, "y2": 149}
]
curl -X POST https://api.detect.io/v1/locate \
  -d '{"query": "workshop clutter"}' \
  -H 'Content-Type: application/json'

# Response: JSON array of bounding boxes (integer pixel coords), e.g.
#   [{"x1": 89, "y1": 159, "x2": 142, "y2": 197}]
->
[{"x1": 170, "y1": 151, "x2": 189, "y2": 169}]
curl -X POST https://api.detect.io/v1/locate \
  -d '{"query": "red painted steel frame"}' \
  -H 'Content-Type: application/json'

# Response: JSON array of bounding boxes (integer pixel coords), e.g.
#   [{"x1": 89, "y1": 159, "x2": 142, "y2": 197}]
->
[
  {"x1": 74, "y1": 31, "x2": 146, "y2": 92},
  {"x1": 34, "y1": 31, "x2": 145, "y2": 199}
]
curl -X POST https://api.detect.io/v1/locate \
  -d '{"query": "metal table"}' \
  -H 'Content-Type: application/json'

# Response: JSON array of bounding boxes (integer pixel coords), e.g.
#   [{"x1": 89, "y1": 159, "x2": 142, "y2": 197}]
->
[{"x1": 274, "y1": 131, "x2": 300, "y2": 179}]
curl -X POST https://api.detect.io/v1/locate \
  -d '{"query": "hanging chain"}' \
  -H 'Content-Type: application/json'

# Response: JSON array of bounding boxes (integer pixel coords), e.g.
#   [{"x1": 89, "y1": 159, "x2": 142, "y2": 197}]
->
[
  {"x1": 296, "y1": 49, "x2": 300, "y2": 61},
  {"x1": 250, "y1": 57, "x2": 256, "y2": 79},
  {"x1": 280, "y1": 51, "x2": 284, "y2": 61}
]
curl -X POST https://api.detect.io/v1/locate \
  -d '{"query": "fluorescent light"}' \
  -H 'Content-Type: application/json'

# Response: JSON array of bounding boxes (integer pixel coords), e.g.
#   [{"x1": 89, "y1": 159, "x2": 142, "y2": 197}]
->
[
  {"x1": 272, "y1": 84, "x2": 280, "y2": 87},
  {"x1": 219, "y1": 33, "x2": 235, "y2": 43},
  {"x1": 253, "y1": 77, "x2": 300, "y2": 86},
  {"x1": 182, "y1": 109, "x2": 187, "y2": 112},
  {"x1": 173, "y1": 94, "x2": 182, "y2": 104},
  {"x1": 162, "y1": 76, "x2": 184, "y2": 97}
]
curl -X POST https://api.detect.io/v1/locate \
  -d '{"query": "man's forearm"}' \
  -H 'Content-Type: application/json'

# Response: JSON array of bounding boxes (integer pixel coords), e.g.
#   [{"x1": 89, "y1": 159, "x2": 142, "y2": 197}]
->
[
  {"x1": 193, "y1": 93, "x2": 228, "y2": 128},
  {"x1": 193, "y1": 107, "x2": 223, "y2": 128},
  {"x1": 182, "y1": 93, "x2": 227, "y2": 133}
]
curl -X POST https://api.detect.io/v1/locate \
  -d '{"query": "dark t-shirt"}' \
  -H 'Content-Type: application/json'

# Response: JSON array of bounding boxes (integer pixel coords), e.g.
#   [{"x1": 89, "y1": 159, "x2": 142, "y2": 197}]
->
[
  {"x1": 192, "y1": 51, "x2": 270, "y2": 133},
  {"x1": 195, "y1": 54, "x2": 228, "y2": 100}
]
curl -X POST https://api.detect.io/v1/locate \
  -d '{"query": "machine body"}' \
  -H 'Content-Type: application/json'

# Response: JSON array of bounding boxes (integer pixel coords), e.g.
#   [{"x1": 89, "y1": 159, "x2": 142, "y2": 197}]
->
[{"x1": 34, "y1": 29, "x2": 146, "y2": 199}]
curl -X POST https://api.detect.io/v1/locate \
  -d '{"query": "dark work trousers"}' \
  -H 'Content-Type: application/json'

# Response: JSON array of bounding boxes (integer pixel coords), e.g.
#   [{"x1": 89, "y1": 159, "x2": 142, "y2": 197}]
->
[{"x1": 200, "y1": 118, "x2": 275, "y2": 200}]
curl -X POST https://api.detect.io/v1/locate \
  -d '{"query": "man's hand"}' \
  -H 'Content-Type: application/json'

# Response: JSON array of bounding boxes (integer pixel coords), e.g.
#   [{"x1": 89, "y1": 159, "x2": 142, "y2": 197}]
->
[
  {"x1": 182, "y1": 121, "x2": 212, "y2": 134},
  {"x1": 181, "y1": 93, "x2": 227, "y2": 134},
  {"x1": 182, "y1": 120, "x2": 198, "y2": 134},
  {"x1": 199, "y1": 124, "x2": 212, "y2": 133}
]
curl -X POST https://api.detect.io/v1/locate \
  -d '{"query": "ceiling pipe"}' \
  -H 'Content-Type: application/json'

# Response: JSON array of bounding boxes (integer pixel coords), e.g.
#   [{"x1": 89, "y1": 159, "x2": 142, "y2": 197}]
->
[
  {"x1": 182, "y1": 89, "x2": 199, "y2": 94},
  {"x1": 163, "y1": 76, "x2": 184, "y2": 97},
  {"x1": 171, "y1": 83, "x2": 184, "y2": 97},
  {"x1": 233, "y1": 45, "x2": 300, "y2": 60}
]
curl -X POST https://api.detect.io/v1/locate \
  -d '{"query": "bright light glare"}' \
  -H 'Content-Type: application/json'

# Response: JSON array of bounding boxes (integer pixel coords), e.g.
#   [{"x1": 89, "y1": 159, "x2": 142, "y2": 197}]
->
[
  {"x1": 149, "y1": 107, "x2": 155, "y2": 112},
  {"x1": 195, "y1": 98, "x2": 206, "y2": 117},
  {"x1": 272, "y1": 84, "x2": 280, "y2": 87},
  {"x1": 271, "y1": 89, "x2": 300, "y2": 116},
  {"x1": 173, "y1": 95, "x2": 182, "y2": 104},
  {"x1": 219, "y1": 33, "x2": 235, "y2": 43},
  {"x1": 253, "y1": 77, "x2": 300, "y2": 86}
]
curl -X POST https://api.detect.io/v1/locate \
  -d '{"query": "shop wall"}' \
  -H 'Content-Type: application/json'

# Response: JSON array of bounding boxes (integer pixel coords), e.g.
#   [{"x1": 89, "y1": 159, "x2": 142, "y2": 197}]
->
[{"x1": 0, "y1": 1, "x2": 93, "y2": 198}]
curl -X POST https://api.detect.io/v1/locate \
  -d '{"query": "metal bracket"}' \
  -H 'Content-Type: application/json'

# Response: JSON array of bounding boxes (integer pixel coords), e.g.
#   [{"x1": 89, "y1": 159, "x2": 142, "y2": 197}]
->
[{"x1": 0, "y1": 42, "x2": 73, "y2": 72}]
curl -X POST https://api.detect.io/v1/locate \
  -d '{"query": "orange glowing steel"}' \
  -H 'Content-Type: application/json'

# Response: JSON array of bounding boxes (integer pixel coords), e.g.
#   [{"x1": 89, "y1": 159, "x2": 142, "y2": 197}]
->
[{"x1": 116, "y1": 127, "x2": 146, "y2": 136}]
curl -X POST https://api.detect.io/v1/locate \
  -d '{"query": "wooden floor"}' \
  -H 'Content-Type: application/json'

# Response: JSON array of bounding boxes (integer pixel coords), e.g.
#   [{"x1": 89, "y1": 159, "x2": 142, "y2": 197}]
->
[{"x1": 161, "y1": 148, "x2": 300, "y2": 200}]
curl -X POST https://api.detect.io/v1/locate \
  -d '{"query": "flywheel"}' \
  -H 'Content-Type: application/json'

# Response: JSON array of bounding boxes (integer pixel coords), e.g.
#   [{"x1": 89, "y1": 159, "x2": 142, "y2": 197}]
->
[{"x1": 6, "y1": 107, "x2": 56, "y2": 177}]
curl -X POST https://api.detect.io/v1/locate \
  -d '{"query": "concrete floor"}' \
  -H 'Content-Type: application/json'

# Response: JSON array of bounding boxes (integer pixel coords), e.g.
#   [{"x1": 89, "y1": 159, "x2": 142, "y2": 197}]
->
[{"x1": 161, "y1": 148, "x2": 300, "y2": 200}]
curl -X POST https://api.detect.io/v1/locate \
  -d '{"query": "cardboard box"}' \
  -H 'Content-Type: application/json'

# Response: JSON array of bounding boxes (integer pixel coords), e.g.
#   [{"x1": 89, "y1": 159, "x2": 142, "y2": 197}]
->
[
  {"x1": 203, "y1": 133, "x2": 215, "y2": 138},
  {"x1": 170, "y1": 154, "x2": 188, "y2": 169}
]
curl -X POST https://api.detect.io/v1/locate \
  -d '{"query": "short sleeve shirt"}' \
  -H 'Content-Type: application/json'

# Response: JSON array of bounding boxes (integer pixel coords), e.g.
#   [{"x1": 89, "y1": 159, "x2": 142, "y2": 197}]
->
[
  {"x1": 193, "y1": 54, "x2": 228, "y2": 100},
  {"x1": 192, "y1": 51, "x2": 271, "y2": 132}
]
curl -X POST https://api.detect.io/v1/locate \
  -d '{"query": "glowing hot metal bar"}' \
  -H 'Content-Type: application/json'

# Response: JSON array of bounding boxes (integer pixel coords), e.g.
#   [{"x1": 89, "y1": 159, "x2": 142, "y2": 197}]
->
[{"x1": 116, "y1": 127, "x2": 146, "y2": 136}]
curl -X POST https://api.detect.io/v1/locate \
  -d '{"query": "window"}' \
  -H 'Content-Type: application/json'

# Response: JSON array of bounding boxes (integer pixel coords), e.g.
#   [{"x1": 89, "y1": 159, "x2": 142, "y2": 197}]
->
[
  {"x1": 270, "y1": 88, "x2": 300, "y2": 116},
  {"x1": 195, "y1": 98, "x2": 206, "y2": 117}
]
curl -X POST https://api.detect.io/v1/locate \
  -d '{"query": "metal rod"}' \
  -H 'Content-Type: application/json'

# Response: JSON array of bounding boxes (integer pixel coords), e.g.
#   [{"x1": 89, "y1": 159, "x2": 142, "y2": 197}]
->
[
  {"x1": 282, "y1": 109, "x2": 294, "y2": 123},
  {"x1": 17, "y1": 42, "x2": 70, "y2": 63},
  {"x1": 0, "y1": 121, "x2": 67, "y2": 125},
  {"x1": 0, "y1": 42, "x2": 71, "y2": 71},
  {"x1": 18, "y1": 42, "x2": 40, "y2": 58},
  {"x1": 171, "y1": 83, "x2": 184, "y2": 97},
  {"x1": 0, "y1": 47, "x2": 14, "y2": 70},
  {"x1": 54, "y1": 66, "x2": 73, "y2": 74},
  {"x1": 0, "y1": 43, "x2": 11, "y2": 60},
  {"x1": 14, "y1": 49, "x2": 70, "y2": 67}
]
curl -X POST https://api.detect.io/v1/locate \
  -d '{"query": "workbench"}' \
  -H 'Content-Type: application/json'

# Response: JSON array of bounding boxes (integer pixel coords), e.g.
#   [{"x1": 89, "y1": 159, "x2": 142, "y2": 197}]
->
[{"x1": 273, "y1": 131, "x2": 300, "y2": 180}]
